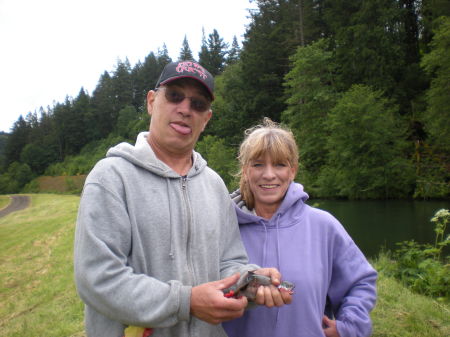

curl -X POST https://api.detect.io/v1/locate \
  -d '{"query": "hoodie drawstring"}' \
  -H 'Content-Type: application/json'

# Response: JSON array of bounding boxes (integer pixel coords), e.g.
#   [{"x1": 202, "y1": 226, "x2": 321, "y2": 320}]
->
[
  {"x1": 262, "y1": 221, "x2": 268, "y2": 267},
  {"x1": 275, "y1": 213, "x2": 282, "y2": 325},
  {"x1": 166, "y1": 178, "x2": 175, "y2": 259},
  {"x1": 275, "y1": 213, "x2": 282, "y2": 274}
]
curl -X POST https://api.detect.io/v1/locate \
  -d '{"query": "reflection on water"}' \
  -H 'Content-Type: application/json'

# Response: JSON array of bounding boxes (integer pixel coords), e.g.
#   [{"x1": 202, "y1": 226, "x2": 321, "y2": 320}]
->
[{"x1": 307, "y1": 199, "x2": 450, "y2": 258}]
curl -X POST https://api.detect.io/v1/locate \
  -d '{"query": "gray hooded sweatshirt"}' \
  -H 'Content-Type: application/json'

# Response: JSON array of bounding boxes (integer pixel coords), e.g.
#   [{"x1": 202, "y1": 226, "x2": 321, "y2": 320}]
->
[{"x1": 74, "y1": 132, "x2": 256, "y2": 337}]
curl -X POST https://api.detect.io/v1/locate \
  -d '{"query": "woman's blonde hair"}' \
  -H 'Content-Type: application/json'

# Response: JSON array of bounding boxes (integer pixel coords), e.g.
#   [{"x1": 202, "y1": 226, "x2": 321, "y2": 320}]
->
[{"x1": 238, "y1": 117, "x2": 299, "y2": 209}]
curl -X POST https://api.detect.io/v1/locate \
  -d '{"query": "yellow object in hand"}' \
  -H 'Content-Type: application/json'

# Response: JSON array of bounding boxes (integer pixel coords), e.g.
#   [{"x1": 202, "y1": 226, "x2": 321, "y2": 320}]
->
[{"x1": 123, "y1": 325, "x2": 153, "y2": 337}]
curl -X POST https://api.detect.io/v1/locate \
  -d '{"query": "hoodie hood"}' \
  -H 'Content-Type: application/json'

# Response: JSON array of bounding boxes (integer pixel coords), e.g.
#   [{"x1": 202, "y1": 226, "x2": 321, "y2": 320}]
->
[
  {"x1": 106, "y1": 131, "x2": 209, "y2": 261},
  {"x1": 106, "y1": 132, "x2": 207, "y2": 178},
  {"x1": 231, "y1": 182, "x2": 309, "y2": 225}
]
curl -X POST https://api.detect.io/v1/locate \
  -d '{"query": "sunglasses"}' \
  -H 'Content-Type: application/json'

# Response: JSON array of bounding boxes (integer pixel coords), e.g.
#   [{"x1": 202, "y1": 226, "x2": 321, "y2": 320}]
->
[{"x1": 159, "y1": 87, "x2": 211, "y2": 113}]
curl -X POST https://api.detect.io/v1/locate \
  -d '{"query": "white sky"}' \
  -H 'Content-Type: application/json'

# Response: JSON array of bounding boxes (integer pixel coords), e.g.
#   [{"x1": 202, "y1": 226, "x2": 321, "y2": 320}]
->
[{"x1": 0, "y1": 0, "x2": 257, "y2": 133}]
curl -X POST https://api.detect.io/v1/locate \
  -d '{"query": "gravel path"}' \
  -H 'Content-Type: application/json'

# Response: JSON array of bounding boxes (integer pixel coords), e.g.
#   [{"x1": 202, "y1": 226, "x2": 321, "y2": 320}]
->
[{"x1": 0, "y1": 195, "x2": 31, "y2": 218}]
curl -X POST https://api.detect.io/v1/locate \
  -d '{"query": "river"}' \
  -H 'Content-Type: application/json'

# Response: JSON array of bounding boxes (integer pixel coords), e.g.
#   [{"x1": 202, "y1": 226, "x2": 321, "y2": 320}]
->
[{"x1": 307, "y1": 199, "x2": 450, "y2": 258}]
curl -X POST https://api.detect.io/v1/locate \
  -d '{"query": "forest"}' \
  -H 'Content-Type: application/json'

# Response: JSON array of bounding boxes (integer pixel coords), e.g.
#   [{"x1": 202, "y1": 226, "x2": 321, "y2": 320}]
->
[{"x1": 0, "y1": 0, "x2": 449, "y2": 200}]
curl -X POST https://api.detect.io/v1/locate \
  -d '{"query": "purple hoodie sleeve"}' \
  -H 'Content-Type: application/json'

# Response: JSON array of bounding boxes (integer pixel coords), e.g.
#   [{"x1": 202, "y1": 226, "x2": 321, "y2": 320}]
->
[{"x1": 327, "y1": 220, "x2": 378, "y2": 337}]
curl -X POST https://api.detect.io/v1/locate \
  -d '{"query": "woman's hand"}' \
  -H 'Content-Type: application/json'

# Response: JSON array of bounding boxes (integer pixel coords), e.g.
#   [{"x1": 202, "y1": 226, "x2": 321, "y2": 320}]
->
[
  {"x1": 323, "y1": 316, "x2": 340, "y2": 337},
  {"x1": 253, "y1": 268, "x2": 293, "y2": 307}
]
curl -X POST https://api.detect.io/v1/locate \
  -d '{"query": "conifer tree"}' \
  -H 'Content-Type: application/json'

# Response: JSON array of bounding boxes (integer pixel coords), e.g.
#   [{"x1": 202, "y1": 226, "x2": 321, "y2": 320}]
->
[
  {"x1": 112, "y1": 58, "x2": 133, "y2": 115},
  {"x1": 238, "y1": 0, "x2": 300, "y2": 124},
  {"x1": 206, "y1": 29, "x2": 228, "y2": 75},
  {"x1": 4, "y1": 116, "x2": 30, "y2": 165},
  {"x1": 179, "y1": 35, "x2": 194, "y2": 61},
  {"x1": 198, "y1": 28, "x2": 211, "y2": 68},
  {"x1": 157, "y1": 44, "x2": 172, "y2": 68},
  {"x1": 226, "y1": 36, "x2": 240, "y2": 65}
]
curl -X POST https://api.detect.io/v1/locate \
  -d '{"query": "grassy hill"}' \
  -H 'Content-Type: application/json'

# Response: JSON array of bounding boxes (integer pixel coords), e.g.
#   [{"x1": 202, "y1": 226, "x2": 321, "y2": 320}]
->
[
  {"x1": 0, "y1": 194, "x2": 83, "y2": 336},
  {"x1": 0, "y1": 194, "x2": 448, "y2": 336}
]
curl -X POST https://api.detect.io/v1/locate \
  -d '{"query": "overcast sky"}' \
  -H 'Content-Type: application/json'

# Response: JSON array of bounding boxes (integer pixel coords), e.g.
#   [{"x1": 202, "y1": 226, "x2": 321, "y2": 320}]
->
[{"x1": 0, "y1": 0, "x2": 256, "y2": 133}]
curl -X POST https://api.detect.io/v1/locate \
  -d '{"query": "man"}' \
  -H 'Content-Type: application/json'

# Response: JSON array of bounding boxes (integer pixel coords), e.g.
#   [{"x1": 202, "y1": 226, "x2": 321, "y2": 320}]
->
[{"x1": 74, "y1": 60, "x2": 291, "y2": 337}]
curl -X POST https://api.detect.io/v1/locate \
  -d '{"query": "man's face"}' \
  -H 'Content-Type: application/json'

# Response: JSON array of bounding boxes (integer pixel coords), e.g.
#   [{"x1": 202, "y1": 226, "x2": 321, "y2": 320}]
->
[{"x1": 147, "y1": 79, "x2": 212, "y2": 156}]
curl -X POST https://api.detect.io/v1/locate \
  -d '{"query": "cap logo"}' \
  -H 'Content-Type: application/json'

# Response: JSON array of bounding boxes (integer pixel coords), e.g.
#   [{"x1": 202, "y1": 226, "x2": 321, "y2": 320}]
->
[{"x1": 176, "y1": 61, "x2": 208, "y2": 80}]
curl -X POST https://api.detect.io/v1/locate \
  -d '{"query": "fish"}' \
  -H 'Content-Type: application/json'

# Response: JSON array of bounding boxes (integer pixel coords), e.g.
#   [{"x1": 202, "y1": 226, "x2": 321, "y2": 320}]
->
[{"x1": 223, "y1": 270, "x2": 295, "y2": 301}]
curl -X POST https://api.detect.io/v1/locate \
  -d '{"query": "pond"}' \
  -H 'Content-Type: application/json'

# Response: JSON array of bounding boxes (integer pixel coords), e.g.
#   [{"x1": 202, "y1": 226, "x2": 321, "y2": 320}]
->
[{"x1": 307, "y1": 199, "x2": 450, "y2": 258}]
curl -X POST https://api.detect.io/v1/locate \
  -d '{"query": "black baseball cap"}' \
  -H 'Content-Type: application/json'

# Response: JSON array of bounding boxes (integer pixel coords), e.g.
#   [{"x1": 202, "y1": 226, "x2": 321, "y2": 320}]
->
[{"x1": 155, "y1": 61, "x2": 214, "y2": 100}]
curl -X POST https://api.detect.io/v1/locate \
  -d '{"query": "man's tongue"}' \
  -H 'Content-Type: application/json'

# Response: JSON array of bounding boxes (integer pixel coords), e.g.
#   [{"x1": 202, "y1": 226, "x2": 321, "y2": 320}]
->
[{"x1": 170, "y1": 122, "x2": 191, "y2": 135}]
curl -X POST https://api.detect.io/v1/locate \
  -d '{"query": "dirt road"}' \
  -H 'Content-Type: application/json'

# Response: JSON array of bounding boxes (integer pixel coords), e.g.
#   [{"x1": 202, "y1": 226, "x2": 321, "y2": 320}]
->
[{"x1": 0, "y1": 195, "x2": 31, "y2": 218}]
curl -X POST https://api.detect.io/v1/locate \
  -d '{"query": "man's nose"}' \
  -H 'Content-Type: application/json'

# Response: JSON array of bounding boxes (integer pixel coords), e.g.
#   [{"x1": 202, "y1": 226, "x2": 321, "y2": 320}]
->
[{"x1": 176, "y1": 97, "x2": 192, "y2": 116}]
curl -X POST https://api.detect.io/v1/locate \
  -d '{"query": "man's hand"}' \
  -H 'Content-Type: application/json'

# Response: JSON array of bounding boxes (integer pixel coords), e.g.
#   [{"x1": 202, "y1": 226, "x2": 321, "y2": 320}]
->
[
  {"x1": 323, "y1": 316, "x2": 340, "y2": 337},
  {"x1": 190, "y1": 273, "x2": 248, "y2": 325},
  {"x1": 253, "y1": 268, "x2": 293, "y2": 307}
]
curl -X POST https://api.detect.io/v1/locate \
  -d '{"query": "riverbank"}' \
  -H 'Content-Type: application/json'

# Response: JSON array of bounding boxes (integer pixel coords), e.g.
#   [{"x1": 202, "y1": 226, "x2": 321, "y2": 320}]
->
[{"x1": 371, "y1": 257, "x2": 449, "y2": 336}]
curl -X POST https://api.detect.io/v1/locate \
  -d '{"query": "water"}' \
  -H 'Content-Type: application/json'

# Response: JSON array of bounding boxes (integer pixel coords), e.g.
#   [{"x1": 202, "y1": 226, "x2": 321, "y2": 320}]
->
[{"x1": 307, "y1": 199, "x2": 450, "y2": 258}]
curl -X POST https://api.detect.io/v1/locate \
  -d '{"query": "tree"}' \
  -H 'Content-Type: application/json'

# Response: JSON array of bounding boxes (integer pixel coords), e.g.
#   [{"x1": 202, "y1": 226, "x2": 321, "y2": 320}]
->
[
  {"x1": 238, "y1": 0, "x2": 301, "y2": 124},
  {"x1": 198, "y1": 29, "x2": 228, "y2": 75},
  {"x1": 198, "y1": 28, "x2": 210, "y2": 68},
  {"x1": 131, "y1": 61, "x2": 144, "y2": 110},
  {"x1": 195, "y1": 135, "x2": 238, "y2": 190},
  {"x1": 36, "y1": 108, "x2": 61, "y2": 164},
  {"x1": 205, "y1": 29, "x2": 228, "y2": 75},
  {"x1": 419, "y1": 0, "x2": 450, "y2": 51},
  {"x1": 421, "y1": 16, "x2": 450, "y2": 152},
  {"x1": 415, "y1": 16, "x2": 450, "y2": 198},
  {"x1": 116, "y1": 105, "x2": 138, "y2": 139},
  {"x1": 91, "y1": 71, "x2": 115, "y2": 139},
  {"x1": 319, "y1": 85, "x2": 415, "y2": 199},
  {"x1": 131, "y1": 52, "x2": 167, "y2": 110},
  {"x1": 179, "y1": 35, "x2": 194, "y2": 61},
  {"x1": 4, "y1": 162, "x2": 34, "y2": 191},
  {"x1": 226, "y1": 36, "x2": 241, "y2": 65},
  {"x1": 0, "y1": 132, "x2": 8, "y2": 172},
  {"x1": 294, "y1": 0, "x2": 330, "y2": 45},
  {"x1": 282, "y1": 38, "x2": 338, "y2": 190},
  {"x1": 20, "y1": 143, "x2": 49, "y2": 174},
  {"x1": 204, "y1": 61, "x2": 250, "y2": 145},
  {"x1": 112, "y1": 58, "x2": 133, "y2": 116},
  {"x1": 4, "y1": 116, "x2": 30, "y2": 165},
  {"x1": 157, "y1": 44, "x2": 172, "y2": 68},
  {"x1": 51, "y1": 91, "x2": 90, "y2": 157},
  {"x1": 324, "y1": 0, "x2": 426, "y2": 117}
]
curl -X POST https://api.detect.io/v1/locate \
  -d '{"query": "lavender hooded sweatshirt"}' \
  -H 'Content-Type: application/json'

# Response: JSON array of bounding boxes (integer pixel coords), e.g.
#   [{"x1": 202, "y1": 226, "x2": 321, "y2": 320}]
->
[{"x1": 222, "y1": 182, "x2": 377, "y2": 337}]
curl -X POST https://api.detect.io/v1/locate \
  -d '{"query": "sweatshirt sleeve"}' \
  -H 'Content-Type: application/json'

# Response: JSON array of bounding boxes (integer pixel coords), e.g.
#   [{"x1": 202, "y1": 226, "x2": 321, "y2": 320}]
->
[
  {"x1": 74, "y1": 181, "x2": 191, "y2": 328},
  {"x1": 218, "y1": 195, "x2": 259, "y2": 278},
  {"x1": 327, "y1": 219, "x2": 378, "y2": 337}
]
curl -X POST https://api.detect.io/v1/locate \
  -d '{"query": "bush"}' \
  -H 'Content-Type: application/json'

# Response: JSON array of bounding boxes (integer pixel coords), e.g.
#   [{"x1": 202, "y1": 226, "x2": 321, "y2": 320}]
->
[{"x1": 382, "y1": 209, "x2": 450, "y2": 301}]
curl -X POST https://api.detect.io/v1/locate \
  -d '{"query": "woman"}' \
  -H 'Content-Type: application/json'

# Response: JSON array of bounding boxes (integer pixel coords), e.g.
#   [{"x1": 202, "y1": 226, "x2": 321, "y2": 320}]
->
[{"x1": 222, "y1": 118, "x2": 377, "y2": 337}]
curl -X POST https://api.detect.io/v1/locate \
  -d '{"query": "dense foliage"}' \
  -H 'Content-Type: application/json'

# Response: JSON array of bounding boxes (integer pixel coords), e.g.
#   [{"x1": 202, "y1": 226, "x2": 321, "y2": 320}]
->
[
  {"x1": 377, "y1": 209, "x2": 449, "y2": 301},
  {"x1": 0, "y1": 0, "x2": 449, "y2": 199}
]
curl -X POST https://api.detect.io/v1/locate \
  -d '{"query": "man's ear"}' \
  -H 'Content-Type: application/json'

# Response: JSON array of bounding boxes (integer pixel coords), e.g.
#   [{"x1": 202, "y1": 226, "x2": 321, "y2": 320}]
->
[
  {"x1": 201, "y1": 110, "x2": 213, "y2": 132},
  {"x1": 147, "y1": 90, "x2": 156, "y2": 116}
]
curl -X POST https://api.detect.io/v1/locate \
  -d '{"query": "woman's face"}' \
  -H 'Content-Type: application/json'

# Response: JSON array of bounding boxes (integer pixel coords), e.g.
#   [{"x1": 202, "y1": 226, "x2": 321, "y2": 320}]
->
[{"x1": 244, "y1": 153, "x2": 296, "y2": 211}]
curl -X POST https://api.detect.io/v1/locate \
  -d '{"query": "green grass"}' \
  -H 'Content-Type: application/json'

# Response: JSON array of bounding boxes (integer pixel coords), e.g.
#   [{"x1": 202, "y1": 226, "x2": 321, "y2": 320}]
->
[
  {"x1": 0, "y1": 196, "x2": 10, "y2": 210},
  {"x1": 0, "y1": 194, "x2": 449, "y2": 336},
  {"x1": 371, "y1": 254, "x2": 449, "y2": 336},
  {"x1": 0, "y1": 194, "x2": 84, "y2": 337}
]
